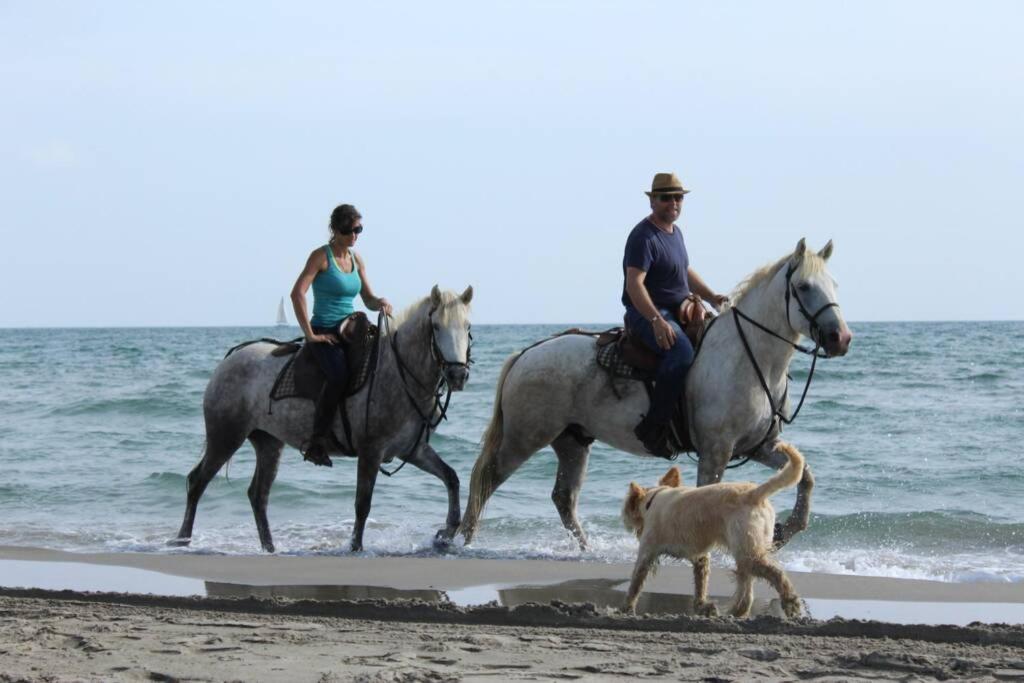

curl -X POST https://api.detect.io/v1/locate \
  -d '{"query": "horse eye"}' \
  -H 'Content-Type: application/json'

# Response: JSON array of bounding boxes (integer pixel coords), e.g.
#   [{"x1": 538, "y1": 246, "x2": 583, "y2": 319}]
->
[{"x1": 798, "y1": 282, "x2": 811, "y2": 292}]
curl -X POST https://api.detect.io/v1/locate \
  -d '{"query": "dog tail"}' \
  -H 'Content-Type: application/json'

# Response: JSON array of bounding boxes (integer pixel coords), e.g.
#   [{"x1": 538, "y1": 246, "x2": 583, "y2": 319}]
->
[
  {"x1": 621, "y1": 482, "x2": 647, "y2": 537},
  {"x1": 744, "y1": 443, "x2": 804, "y2": 505}
]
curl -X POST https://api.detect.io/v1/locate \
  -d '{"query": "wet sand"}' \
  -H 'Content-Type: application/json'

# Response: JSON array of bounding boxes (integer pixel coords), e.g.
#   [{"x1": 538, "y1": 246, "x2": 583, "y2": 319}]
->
[{"x1": 2, "y1": 545, "x2": 1024, "y2": 681}]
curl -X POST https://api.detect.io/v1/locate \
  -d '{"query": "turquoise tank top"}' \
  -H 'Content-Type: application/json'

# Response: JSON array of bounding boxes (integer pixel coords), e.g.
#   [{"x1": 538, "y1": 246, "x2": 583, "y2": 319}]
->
[{"x1": 310, "y1": 246, "x2": 362, "y2": 327}]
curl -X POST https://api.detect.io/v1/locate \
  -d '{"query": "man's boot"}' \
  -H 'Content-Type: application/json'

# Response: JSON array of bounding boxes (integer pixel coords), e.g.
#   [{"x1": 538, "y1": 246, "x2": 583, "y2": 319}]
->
[
  {"x1": 634, "y1": 414, "x2": 673, "y2": 459},
  {"x1": 303, "y1": 385, "x2": 340, "y2": 467}
]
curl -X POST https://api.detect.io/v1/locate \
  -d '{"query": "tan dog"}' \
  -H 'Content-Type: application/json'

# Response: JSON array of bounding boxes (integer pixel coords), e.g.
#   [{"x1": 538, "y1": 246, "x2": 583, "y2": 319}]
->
[{"x1": 621, "y1": 443, "x2": 804, "y2": 618}]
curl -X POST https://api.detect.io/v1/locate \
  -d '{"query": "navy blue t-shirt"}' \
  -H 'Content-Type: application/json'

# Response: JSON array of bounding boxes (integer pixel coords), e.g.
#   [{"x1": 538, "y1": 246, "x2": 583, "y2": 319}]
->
[{"x1": 621, "y1": 218, "x2": 691, "y2": 310}]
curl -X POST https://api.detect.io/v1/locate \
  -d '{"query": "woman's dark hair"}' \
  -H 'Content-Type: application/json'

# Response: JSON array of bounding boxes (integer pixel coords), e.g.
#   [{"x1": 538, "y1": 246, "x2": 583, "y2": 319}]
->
[{"x1": 329, "y1": 204, "x2": 361, "y2": 235}]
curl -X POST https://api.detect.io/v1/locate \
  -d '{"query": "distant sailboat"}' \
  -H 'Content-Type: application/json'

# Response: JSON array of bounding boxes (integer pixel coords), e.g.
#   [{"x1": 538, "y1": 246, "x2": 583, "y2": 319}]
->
[{"x1": 276, "y1": 297, "x2": 288, "y2": 326}]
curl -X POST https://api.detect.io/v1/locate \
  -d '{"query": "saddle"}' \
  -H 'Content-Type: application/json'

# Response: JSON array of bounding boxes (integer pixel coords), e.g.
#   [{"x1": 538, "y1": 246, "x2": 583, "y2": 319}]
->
[
  {"x1": 269, "y1": 312, "x2": 380, "y2": 404},
  {"x1": 594, "y1": 295, "x2": 713, "y2": 455}
]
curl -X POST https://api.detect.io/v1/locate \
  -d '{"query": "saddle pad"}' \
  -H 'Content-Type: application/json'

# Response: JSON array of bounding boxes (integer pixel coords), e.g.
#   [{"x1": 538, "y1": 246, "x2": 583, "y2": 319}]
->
[
  {"x1": 596, "y1": 339, "x2": 653, "y2": 381},
  {"x1": 269, "y1": 326, "x2": 379, "y2": 403},
  {"x1": 269, "y1": 347, "x2": 323, "y2": 402}
]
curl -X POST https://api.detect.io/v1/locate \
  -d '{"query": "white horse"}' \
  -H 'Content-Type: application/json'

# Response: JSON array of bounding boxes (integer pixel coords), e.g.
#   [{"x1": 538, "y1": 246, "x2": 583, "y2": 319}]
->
[
  {"x1": 461, "y1": 239, "x2": 851, "y2": 550},
  {"x1": 172, "y1": 285, "x2": 474, "y2": 553}
]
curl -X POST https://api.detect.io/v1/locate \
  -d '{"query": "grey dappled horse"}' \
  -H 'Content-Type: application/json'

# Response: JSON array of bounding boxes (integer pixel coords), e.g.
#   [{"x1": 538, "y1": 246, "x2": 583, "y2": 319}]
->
[
  {"x1": 461, "y1": 239, "x2": 852, "y2": 550},
  {"x1": 172, "y1": 285, "x2": 474, "y2": 553}
]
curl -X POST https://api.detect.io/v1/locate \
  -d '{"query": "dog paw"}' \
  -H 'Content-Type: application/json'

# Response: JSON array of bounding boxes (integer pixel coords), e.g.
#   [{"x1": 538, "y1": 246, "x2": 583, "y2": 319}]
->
[
  {"x1": 781, "y1": 596, "x2": 802, "y2": 618},
  {"x1": 694, "y1": 600, "x2": 719, "y2": 617}
]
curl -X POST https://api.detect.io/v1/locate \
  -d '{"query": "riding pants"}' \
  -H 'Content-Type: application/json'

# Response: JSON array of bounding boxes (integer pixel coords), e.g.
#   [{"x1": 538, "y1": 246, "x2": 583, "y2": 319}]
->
[
  {"x1": 625, "y1": 306, "x2": 695, "y2": 427},
  {"x1": 307, "y1": 325, "x2": 349, "y2": 439}
]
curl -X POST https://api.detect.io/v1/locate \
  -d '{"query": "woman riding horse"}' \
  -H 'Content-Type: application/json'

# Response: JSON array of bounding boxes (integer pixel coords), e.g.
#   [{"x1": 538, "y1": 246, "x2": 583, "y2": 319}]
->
[{"x1": 290, "y1": 203, "x2": 393, "y2": 467}]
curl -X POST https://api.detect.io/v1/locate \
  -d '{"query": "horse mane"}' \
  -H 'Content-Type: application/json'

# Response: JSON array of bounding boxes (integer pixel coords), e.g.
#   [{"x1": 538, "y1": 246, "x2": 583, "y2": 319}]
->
[
  {"x1": 730, "y1": 250, "x2": 827, "y2": 307},
  {"x1": 391, "y1": 290, "x2": 469, "y2": 330}
]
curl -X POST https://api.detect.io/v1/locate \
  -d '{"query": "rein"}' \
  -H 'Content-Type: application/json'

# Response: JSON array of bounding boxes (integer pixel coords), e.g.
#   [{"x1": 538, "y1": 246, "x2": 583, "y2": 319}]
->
[
  {"x1": 728, "y1": 262, "x2": 839, "y2": 456},
  {"x1": 370, "y1": 307, "x2": 472, "y2": 477}
]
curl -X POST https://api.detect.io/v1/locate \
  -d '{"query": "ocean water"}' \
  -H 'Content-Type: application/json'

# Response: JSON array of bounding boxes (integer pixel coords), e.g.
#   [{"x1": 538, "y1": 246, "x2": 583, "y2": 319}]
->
[{"x1": 1, "y1": 322, "x2": 1022, "y2": 584}]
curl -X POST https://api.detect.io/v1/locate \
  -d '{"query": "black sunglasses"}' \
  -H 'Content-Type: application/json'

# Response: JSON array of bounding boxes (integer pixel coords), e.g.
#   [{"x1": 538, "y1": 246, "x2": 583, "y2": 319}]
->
[
  {"x1": 657, "y1": 194, "x2": 684, "y2": 203},
  {"x1": 338, "y1": 225, "x2": 364, "y2": 235}
]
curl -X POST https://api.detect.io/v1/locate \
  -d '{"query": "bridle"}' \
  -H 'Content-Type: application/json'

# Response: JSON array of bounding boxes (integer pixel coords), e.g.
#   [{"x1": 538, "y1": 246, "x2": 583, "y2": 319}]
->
[
  {"x1": 783, "y1": 263, "x2": 841, "y2": 351},
  {"x1": 727, "y1": 260, "x2": 840, "y2": 459},
  {"x1": 368, "y1": 306, "x2": 473, "y2": 476},
  {"x1": 429, "y1": 312, "x2": 473, "y2": 379}
]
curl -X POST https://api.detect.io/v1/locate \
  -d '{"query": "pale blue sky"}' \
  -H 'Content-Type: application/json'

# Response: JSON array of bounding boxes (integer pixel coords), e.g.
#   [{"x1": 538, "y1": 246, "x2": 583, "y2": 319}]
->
[{"x1": 2, "y1": 1, "x2": 1021, "y2": 326}]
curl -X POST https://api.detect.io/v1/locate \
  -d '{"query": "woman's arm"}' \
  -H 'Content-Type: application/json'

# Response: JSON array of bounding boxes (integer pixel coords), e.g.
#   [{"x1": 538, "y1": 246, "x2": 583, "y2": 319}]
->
[
  {"x1": 290, "y1": 249, "x2": 335, "y2": 343},
  {"x1": 354, "y1": 252, "x2": 393, "y2": 316}
]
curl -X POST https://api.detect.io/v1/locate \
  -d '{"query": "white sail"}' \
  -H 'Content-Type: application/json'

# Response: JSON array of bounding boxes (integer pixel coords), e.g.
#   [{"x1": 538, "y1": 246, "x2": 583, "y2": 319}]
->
[{"x1": 276, "y1": 297, "x2": 288, "y2": 325}]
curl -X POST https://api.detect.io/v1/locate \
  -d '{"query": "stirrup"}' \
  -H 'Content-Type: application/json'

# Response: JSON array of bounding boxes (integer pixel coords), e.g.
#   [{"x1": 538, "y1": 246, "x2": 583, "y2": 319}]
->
[
  {"x1": 301, "y1": 438, "x2": 334, "y2": 467},
  {"x1": 634, "y1": 420, "x2": 675, "y2": 460}
]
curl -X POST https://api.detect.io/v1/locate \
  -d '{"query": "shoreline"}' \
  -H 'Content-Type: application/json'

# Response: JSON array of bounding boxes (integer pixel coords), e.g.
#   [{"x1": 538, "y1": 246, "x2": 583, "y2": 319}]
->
[
  {"x1": 4, "y1": 544, "x2": 1024, "y2": 603},
  {"x1": 3, "y1": 545, "x2": 1024, "y2": 629},
  {"x1": 3, "y1": 545, "x2": 1024, "y2": 681}
]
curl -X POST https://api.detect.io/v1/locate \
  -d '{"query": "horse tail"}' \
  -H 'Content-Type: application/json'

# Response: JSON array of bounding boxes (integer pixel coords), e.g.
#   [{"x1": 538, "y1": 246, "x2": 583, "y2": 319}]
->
[
  {"x1": 462, "y1": 351, "x2": 520, "y2": 540},
  {"x1": 744, "y1": 443, "x2": 804, "y2": 505}
]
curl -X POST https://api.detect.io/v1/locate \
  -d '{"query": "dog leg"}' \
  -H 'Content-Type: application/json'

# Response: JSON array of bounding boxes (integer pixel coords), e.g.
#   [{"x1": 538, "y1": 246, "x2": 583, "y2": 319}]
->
[
  {"x1": 730, "y1": 560, "x2": 755, "y2": 618},
  {"x1": 750, "y1": 556, "x2": 802, "y2": 618},
  {"x1": 623, "y1": 547, "x2": 658, "y2": 614},
  {"x1": 691, "y1": 554, "x2": 718, "y2": 617}
]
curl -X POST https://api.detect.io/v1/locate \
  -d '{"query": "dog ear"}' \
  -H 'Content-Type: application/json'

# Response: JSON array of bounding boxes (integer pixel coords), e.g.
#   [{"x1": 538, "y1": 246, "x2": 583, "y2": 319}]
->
[
  {"x1": 658, "y1": 466, "x2": 682, "y2": 488},
  {"x1": 627, "y1": 481, "x2": 645, "y2": 503},
  {"x1": 622, "y1": 482, "x2": 647, "y2": 535}
]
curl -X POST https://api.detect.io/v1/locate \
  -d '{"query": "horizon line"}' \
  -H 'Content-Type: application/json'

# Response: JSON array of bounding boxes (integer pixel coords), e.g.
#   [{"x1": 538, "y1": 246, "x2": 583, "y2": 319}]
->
[{"x1": 1, "y1": 318, "x2": 1022, "y2": 330}]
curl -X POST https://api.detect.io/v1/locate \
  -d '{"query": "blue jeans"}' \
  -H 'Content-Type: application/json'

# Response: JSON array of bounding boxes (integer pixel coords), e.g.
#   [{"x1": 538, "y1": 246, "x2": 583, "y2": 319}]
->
[{"x1": 624, "y1": 306, "x2": 695, "y2": 426}]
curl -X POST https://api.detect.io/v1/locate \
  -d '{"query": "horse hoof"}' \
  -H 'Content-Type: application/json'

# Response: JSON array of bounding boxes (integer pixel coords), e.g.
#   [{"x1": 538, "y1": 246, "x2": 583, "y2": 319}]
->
[
  {"x1": 262, "y1": 543, "x2": 275, "y2": 554},
  {"x1": 433, "y1": 529, "x2": 457, "y2": 552},
  {"x1": 167, "y1": 537, "x2": 191, "y2": 547}
]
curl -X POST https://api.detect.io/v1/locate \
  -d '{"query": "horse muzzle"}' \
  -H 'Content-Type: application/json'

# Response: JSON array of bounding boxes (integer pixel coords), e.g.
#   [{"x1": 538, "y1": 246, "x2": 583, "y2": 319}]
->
[
  {"x1": 444, "y1": 365, "x2": 470, "y2": 391},
  {"x1": 822, "y1": 326, "x2": 853, "y2": 357}
]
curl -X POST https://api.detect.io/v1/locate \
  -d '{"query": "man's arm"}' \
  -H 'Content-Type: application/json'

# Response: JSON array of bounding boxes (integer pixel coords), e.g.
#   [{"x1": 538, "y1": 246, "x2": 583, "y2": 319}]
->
[
  {"x1": 625, "y1": 267, "x2": 677, "y2": 350},
  {"x1": 687, "y1": 267, "x2": 729, "y2": 310}
]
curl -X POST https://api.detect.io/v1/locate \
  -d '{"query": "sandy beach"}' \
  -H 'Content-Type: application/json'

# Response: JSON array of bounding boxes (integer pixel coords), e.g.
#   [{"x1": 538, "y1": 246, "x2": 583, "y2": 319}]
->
[{"x1": 3, "y1": 546, "x2": 1024, "y2": 681}]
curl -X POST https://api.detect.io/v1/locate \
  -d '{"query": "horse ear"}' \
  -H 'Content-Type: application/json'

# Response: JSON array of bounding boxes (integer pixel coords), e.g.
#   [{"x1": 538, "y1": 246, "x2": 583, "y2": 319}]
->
[
  {"x1": 430, "y1": 284, "x2": 442, "y2": 307},
  {"x1": 460, "y1": 285, "x2": 474, "y2": 304},
  {"x1": 817, "y1": 239, "x2": 834, "y2": 261},
  {"x1": 790, "y1": 237, "x2": 807, "y2": 269}
]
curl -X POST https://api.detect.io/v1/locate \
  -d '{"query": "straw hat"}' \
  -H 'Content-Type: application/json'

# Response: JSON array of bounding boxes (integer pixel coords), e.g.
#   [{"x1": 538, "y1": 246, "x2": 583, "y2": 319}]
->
[{"x1": 644, "y1": 172, "x2": 690, "y2": 197}]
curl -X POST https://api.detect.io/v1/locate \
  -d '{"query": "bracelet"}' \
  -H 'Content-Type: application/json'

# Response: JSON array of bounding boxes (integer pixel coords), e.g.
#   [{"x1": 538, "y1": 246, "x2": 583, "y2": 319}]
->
[{"x1": 650, "y1": 315, "x2": 662, "y2": 323}]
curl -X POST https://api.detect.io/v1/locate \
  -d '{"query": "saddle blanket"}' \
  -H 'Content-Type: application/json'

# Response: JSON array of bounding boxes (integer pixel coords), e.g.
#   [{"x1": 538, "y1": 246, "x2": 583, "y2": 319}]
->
[{"x1": 269, "y1": 312, "x2": 379, "y2": 403}]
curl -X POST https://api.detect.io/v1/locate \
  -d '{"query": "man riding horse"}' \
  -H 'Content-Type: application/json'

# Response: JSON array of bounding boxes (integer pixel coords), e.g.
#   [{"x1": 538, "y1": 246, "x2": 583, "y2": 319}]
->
[
  {"x1": 462, "y1": 174, "x2": 851, "y2": 548},
  {"x1": 625, "y1": 172, "x2": 729, "y2": 458}
]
